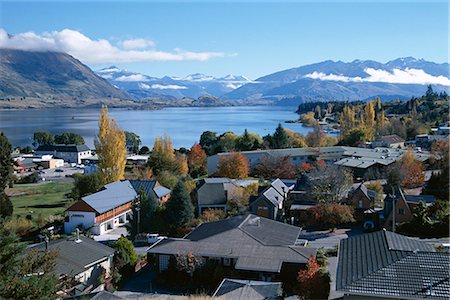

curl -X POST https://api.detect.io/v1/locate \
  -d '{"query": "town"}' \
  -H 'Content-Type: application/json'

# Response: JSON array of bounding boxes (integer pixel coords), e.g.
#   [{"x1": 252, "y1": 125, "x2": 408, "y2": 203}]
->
[{"x1": 0, "y1": 87, "x2": 449, "y2": 299}]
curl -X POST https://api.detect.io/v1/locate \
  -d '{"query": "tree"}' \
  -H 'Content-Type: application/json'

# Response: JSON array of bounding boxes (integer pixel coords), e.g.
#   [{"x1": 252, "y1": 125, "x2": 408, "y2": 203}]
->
[
  {"x1": 199, "y1": 209, "x2": 226, "y2": 223},
  {"x1": 295, "y1": 256, "x2": 330, "y2": 300},
  {"x1": 216, "y1": 152, "x2": 249, "y2": 179},
  {"x1": 164, "y1": 180, "x2": 194, "y2": 233},
  {"x1": 399, "y1": 150, "x2": 425, "y2": 189},
  {"x1": 307, "y1": 164, "x2": 353, "y2": 203},
  {"x1": 236, "y1": 129, "x2": 262, "y2": 151},
  {"x1": 305, "y1": 122, "x2": 325, "y2": 147},
  {"x1": 0, "y1": 226, "x2": 58, "y2": 299},
  {"x1": 54, "y1": 132, "x2": 85, "y2": 145},
  {"x1": 252, "y1": 155, "x2": 297, "y2": 179},
  {"x1": 199, "y1": 131, "x2": 218, "y2": 155},
  {"x1": 308, "y1": 203, "x2": 355, "y2": 230},
  {"x1": 340, "y1": 106, "x2": 355, "y2": 138},
  {"x1": 113, "y1": 236, "x2": 138, "y2": 271},
  {"x1": 217, "y1": 131, "x2": 238, "y2": 152},
  {"x1": 33, "y1": 131, "x2": 54, "y2": 146},
  {"x1": 148, "y1": 134, "x2": 180, "y2": 175},
  {"x1": 0, "y1": 132, "x2": 13, "y2": 218},
  {"x1": 125, "y1": 131, "x2": 141, "y2": 154},
  {"x1": 187, "y1": 144, "x2": 207, "y2": 177},
  {"x1": 138, "y1": 146, "x2": 150, "y2": 155},
  {"x1": 95, "y1": 106, "x2": 127, "y2": 184},
  {"x1": 284, "y1": 129, "x2": 308, "y2": 148},
  {"x1": 175, "y1": 252, "x2": 205, "y2": 278},
  {"x1": 364, "y1": 101, "x2": 376, "y2": 140},
  {"x1": 227, "y1": 184, "x2": 258, "y2": 216},
  {"x1": 270, "y1": 123, "x2": 291, "y2": 149},
  {"x1": 71, "y1": 173, "x2": 102, "y2": 200}
]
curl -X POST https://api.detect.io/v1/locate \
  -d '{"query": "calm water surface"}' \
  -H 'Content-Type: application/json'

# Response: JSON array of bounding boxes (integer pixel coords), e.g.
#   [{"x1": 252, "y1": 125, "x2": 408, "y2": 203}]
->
[{"x1": 0, "y1": 106, "x2": 311, "y2": 148}]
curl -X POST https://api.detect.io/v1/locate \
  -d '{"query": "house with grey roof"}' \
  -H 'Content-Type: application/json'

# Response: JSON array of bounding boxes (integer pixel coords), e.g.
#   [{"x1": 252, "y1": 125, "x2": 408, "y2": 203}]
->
[
  {"x1": 346, "y1": 183, "x2": 378, "y2": 223},
  {"x1": 372, "y1": 134, "x2": 405, "y2": 148},
  {"x1": 29, "y1": 235, "x2": 115, "y2": 296},
  {"x1": 35, "y1": 144, "x2": 92, "y2": 164},
  {"x1": 213, "y1": 278, "x2": 282, "y2": 299},
  {"x1": 250, "y1": 179, "x2": 291, "y2": 220},
  {"x1": 148, "y1": 214, "x2": 316, "y2": 283},
  {"x1": 336, "y1": 230, "x2": 450, "y2": 299},
  {"x1": 64, "y1": 180, "x2": 171, "y2": 235},
  {"x1": 196, "y1": 177, "x2": 258, "y2": 214}
]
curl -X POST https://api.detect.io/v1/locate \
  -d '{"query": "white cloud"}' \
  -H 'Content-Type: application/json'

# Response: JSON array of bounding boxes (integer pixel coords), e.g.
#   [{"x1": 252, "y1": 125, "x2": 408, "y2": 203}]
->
[
  {"x1": 0, "y1": 28, "x2": 229, "y2": 64},
  {"x1": 120, "y1": 38, "x2": 155, "y2": 50},
  {"x1": 225, "y1": 83, "x2": 243, "y2": 89},
  {"x1": 115, "y1": 74, "x2": 148, "y2": 82},
  {"x1": 150, "y1": 84, "x2": 187, "y2": 90},
  {"x1": 304, "y1": 68, "x2": 450, "y2": 86}
]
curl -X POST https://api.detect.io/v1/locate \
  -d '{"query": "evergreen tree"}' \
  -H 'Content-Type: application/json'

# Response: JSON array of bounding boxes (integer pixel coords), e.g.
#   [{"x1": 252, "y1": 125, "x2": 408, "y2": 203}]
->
[
  {"x1": 33, "y1": 131, "x2": 54, "y2": 147},
  {"x1": 271, "y1": 123, "x2": 291, "y2": 149},
  {"x1": 95, "y1": 105, "x2": 127, "y2": 184},
  {"x1": 0, "y1": 225, "x2": 58, "y2": 299},
  {"x1": 199, "y1": 131, "x2": 218, "y2": 155},
  {"x1": 164, "y1": 180, "x2": 194, "y2": 232},
  {"x1": 54, "y1": 132, "x2": 85, "y2": 145},
  {"x1": 0, "y1": 132, "x2": 13, "y2": 218}
]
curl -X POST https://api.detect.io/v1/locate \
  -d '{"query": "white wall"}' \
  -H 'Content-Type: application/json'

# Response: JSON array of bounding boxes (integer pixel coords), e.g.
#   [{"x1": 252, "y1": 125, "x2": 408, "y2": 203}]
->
[{"x1": 64, "y1": 211, "x2": 96, "y2": 234}]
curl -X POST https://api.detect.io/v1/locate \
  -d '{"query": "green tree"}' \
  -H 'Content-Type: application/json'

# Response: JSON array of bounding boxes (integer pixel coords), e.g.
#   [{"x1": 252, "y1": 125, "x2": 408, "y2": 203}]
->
[
  {"x1": 164, "y1": 180, "x2": 194, "y2": 233},
  {"x1": 125, "y1": 131, "x2": 141, "y2": 154},
  {"x1": 54, "y1": 132, "x2": 85, "y2": 145},
  {"x1": 199, "y1": 131, "x2": 218, "y2": 155},
  {"x1": 236, "y1": 129, "x2": 262, "y2": 151},
  {"x1": 71, "y1": 173, "x2": 102, "y2": 200},
  {"x1": 33, "y1": 131, "x2": 54, "y2": 146},
  {"x1": 0, "y1": 226, "x2": 58, "y2": 299},
  {"x1": 217, "y1": 131, "x2": 238, "y2": 152},
  {"x1": 113, "y1": 236, "x2": 138, "y2": 270},
  {"x1": 270, "y1": 123, "x2": 291, "y2": 149},
  {"x1": 0, "y1": 132, "x2": 13, "y2": 218}
]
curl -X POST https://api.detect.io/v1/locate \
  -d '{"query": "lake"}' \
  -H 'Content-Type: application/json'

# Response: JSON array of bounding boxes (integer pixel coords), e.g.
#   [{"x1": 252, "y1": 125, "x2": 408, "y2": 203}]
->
[{"x1": 0, "y1": 106, "x2": 311, "y2": 149}]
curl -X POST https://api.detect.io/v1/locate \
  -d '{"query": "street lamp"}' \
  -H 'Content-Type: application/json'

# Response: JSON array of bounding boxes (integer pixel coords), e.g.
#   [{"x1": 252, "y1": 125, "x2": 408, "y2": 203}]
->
[{"x1": 134, "y1": 199, "x2": 141, "y2": 235}]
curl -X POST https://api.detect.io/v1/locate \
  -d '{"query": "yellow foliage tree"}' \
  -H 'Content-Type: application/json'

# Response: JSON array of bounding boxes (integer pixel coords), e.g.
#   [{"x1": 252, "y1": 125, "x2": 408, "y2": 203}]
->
[
  {"x1": 95, "y1": 106, "x2": 126, "y2": 184},
  {"x1": 340, "y1": 106, "x2": 355, "y2": 138},
  {"x1": 364, "y1": 101, "x2": 376, "y2": 140},
  {"x1": 216, "y1": 152, "x2": 249, "y2": 179}
]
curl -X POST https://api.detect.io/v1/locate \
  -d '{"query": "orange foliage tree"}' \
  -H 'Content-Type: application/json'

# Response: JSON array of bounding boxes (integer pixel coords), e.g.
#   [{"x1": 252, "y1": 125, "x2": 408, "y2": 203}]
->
[
  {"x1": 300, "y1": 162, "x2": 315, "y2": 173},
  {"x1": 400, "y1": 150, "x2": 425, "y2": 188},
  {"x1": 216, "y1": 152, "x2": 249, "y2": 179},
  {"x1": 187, "y1": 143, "x2": 207, "y2": 177},
  {"x1": 295, "y1": 256, "x2": 330, "y2": 300}
]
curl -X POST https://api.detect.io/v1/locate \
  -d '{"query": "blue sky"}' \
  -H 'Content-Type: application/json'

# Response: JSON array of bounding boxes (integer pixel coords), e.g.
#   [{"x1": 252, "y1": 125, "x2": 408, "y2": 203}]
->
[{"x1": 0, "y1": 0, "x2": 448, "y2": 79}]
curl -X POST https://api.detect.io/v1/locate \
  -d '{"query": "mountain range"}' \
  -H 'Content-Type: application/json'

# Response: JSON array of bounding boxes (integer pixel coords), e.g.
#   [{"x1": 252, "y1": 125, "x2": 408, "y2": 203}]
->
[
  {"x1": 0, "y1": 48, "x2": 448, "y2": 108},
  {"x1": 96, "y1": 66, "x2": 251, "y2": 100}
]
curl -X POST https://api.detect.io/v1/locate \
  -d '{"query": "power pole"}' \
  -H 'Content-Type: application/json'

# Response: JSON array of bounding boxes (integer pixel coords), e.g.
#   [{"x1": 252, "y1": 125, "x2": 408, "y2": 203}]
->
[{"x1": 389, "y1": 186, "x2": 397, "y2": 233}]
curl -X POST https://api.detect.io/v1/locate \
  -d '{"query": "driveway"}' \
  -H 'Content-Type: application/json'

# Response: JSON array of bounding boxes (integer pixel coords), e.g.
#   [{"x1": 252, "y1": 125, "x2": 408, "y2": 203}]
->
[
  {"x1": 93, "y1": 226, "x2": 128, "y2": 242},
  {"x1": 300, "y1": 227, "x2": 364, "y2": 249}
]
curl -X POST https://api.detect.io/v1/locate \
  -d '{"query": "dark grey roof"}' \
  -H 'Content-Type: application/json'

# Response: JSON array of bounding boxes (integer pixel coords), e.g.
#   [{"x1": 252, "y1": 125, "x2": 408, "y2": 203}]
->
[
  {"x1": 30, "y1": 236, "x2": 115, "y2": 277},
  {"x1": 129, "y1": 179, "x2": 156, "y2": 198},
  {"x1": 213, "y1": 279, "x2": 282, "y2": 299},
  {"x1": 377, "y1": 134, "x2": 405, "y2": 144},
  {"x1": 337, "y1": 230, "x2": 449, "y2": 299},
  {"x1": 36, "y1": 144, "x2": 90, "y2": 153},
  {"x1": 404, "y1": 194, "x2": 436, "y2": 205},
  {"x1": 149, "y1": 214, "x2": 315, "y2": 273}
]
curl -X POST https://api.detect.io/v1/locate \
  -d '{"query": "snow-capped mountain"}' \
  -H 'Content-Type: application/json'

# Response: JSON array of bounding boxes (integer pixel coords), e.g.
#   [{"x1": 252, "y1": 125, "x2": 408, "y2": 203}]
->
[
  {"x1": 96, "y1": 67, "x2": 251, "y2": 100},
  {"x1": 224, "y1": 57, "x2": 450, "y2": 104}
]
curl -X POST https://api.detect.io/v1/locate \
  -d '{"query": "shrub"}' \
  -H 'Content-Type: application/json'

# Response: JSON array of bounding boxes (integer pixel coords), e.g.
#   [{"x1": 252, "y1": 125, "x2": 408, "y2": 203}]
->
[{"x1": 3, "y1": 217, "x2": 33, "y2": 236}]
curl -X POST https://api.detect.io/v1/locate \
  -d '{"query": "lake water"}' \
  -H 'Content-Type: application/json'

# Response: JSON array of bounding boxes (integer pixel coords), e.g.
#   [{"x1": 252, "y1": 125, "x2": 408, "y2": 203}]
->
[{"x1": 0, "y1": 106, "x2": 311, "y2": 148}]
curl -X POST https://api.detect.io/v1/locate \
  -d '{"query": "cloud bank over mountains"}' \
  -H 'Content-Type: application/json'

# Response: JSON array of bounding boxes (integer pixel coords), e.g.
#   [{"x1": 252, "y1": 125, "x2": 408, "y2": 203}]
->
[
  {"x1": 304, "y1": 67, "x2": 450, "y2": 86},
  {"x1": 0, "y1": 28, "x2": 228, "y2": 64}
]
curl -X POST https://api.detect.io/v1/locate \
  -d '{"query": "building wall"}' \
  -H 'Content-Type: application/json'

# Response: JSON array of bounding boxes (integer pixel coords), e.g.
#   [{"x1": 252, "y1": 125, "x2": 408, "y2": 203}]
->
[
  {"x1": 383, "y1": 199, "x2": 412, "y2": 231},
  {"x1": 197, "y1": 183, "x2": 227, "y2": 210},
  {"x1": 64, "y1": 211, "x2": 96, "y2": 234},
  {"x1": 74, "y1": 256, "x2": 113, "y2": 287},
  {"x1": 349, "y1": 189, "x2": 372, "y2": 223},
  {"x1": 251, "y1": 197, "x2": 276, "y2": 220}
]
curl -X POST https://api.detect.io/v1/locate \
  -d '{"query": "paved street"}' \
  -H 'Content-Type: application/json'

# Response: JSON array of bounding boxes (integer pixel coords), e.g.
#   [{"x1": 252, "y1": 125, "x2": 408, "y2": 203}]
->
[{"x1": 300, "y1": 227, "x2": 364, "y2": 249}]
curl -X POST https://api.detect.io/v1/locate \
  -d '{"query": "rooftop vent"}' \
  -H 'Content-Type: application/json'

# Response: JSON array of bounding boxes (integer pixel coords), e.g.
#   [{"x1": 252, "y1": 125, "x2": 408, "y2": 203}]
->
[{"x1": 75, "y1": 228, "x2": 82, "y2": 243}]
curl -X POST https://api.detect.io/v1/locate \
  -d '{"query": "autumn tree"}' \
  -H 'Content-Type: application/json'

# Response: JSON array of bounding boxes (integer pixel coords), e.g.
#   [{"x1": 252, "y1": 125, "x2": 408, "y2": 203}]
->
[
  {"x1": 227, "y1": 183, "x2": 258, "y2": 216},
  {"x1": 175, "y1": 252, "x2": 205, "y2": 278},
  {"x1": 216, "y1": 152, "x2": 249, "y2": 179},
  {"x1": 95, "y1": 106, "x2": 127, "y2": 184},
  {"x1": 199, "y1": 209, "x2": 226, "y2": 223},
  {"x1": 364, "y1": 101, "x2": 376, "y2": 140},
  {"x1": 187, "y1": 143, "x2": 207, "y2": 177},
  {"x1": 284, "y1": 129, "x2": 308, "y2": 148},
  {"x1": 217, "y1": 131, "x2": 238, "y2": 152},
  {"x1": 340, "y1": 106, "x2": 355, "y2": 138},
  {"x1": 294, "y1": 256, "x2": 330, "y2": 300},
  {"x1": 307, "y1": 164, "x2": 353, "y2": 203},
  {"x1": 399, "y1": 150, "x2": 425, "y2": 188},
  {"x1": 306, "y1": 121, "x2": 325, "y2": 147},
  {"x1": 252, "y1": 155, "x2": 297, "y2": 179},
  {"x1": 308, "y1": 203, "x2": 355, "y2": 230},
  {"x1": 148, "y1": 134, "x2": 186, "y2": 176}
]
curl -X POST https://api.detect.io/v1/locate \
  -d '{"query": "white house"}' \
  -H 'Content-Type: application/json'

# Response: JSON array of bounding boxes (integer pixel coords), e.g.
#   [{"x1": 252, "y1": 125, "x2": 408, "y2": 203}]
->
[
  {"x1": 64, "y1": 180, "x2": 171, "y2": 235},
  {"x1": 35, "y1": 144, "x2": 92, "y2": 164}
]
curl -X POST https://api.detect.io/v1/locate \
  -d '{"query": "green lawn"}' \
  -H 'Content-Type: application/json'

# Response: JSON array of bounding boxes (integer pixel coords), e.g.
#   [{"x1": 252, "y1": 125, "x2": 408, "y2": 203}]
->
[{"x1": 7, "y1": 182, "x2": 74, "y2": 222}]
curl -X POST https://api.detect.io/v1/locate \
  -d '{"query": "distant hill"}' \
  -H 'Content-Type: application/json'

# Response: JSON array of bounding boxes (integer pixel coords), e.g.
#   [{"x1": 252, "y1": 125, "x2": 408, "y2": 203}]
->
[
  {"x1": 0, "y1": 49, "x2": 129, "y2": 100},
  {"x1": 223, "y1": 57, "x2": 450, "y2": 104},
  {"x1": 96, "y1": 66, "x2": 251, "y2": 100}
]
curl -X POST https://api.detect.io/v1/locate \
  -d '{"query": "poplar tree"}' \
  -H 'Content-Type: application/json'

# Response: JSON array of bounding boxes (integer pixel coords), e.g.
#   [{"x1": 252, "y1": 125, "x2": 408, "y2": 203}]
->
[
  {"x1": 364, "y1": 101, "x2": 376, "y2": 140},
  {"x1": 340, "y1": 106, "x2": 355, "y2": 137},
  {"x1": 95, "y1": 106, "x2": 127, "y2": 184}
]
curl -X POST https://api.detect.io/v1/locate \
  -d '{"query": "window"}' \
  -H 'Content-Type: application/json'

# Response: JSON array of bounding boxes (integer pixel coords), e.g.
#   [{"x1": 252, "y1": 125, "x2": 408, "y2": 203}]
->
[
  {"x1": 358, "y1": 200, "x2": 363, "y2": 208},
  {"x1": 223, "y1": 258, "x2": 231, "y2": 266},
  {"x1": 258, "y1": 206, "x2": 269, "y2": 211},
  {"x1": 398, "y1": 208, "x2": 405, "y2": 215},
  {"x1": 72, "y1": 214, "x2": 85, "y2": 218}
]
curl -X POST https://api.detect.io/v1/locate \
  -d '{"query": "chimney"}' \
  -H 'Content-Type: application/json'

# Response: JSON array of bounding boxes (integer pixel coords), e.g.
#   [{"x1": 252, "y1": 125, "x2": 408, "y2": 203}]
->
[{"x1": 75, "y1": 228, "x2": 82, "y2": 243}]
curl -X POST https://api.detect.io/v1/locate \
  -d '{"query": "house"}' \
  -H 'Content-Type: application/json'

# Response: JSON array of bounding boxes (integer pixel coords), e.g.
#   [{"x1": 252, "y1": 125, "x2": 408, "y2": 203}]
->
[
  {"x1": 336, "y1": 230, "x2": 450, "y2": 299},
  {"x1": 148, "y1": 214, "x2": 316, "y2": 283},
  {"x1": 29, "y1": 234, "x2": 115, "y2": 297},
  {"x1": 372, "y1": 134, "x2": 405, "y2": 148},
  {"x1": 196, "y1": 178, "x2": 258, "y2": 214},
  {"x1": 383, "y1": 187, "x2": 436, "y2": 231},
  {"x1": 35, "y1": 144, "x2": 92, "y2": 164},
  {"x1": 213, "y1": 278, "x2": 282, "y2": 299},
  {"x1": 415, "y1": 134, "x2": 449, "y2": 150},
  {"x1": 64, "y1": 180, "x2": 171, "y2": 235},
  {"x1": 346, "y1": 183, "x2": 377, "y2": 223},
  {"x1": 207, "y1": 146, "x2": 429, "y2": 176},
  {"x1": 249, "y1": 179, "x2": 291, "y2": 220}
]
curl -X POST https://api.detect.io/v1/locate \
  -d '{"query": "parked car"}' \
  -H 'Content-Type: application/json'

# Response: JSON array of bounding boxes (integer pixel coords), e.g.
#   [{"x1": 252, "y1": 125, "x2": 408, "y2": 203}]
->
[
  {"x1": 55, "y1": 169, "x2": 64, "y2": 173},
  {"x1": 135, "y1": 233, "x2": 165, "y2": 245}
]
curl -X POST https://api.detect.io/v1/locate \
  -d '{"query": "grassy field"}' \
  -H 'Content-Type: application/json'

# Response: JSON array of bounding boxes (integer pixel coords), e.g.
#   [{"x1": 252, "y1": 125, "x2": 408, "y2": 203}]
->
[{"x1": 7, "y1": 182, "x2": 74, "y2": 222}]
